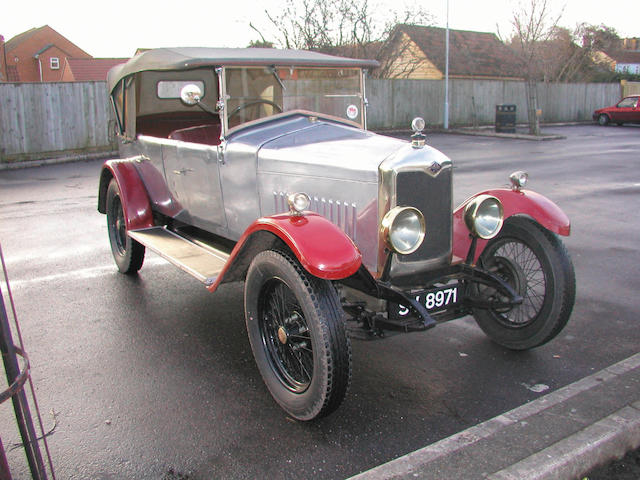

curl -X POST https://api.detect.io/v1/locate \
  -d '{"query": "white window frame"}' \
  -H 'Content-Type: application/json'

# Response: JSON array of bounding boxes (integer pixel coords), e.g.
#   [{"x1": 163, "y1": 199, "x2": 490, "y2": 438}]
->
[{"x1": 50, "y1": 57, "x2": 60, "y2": 70}]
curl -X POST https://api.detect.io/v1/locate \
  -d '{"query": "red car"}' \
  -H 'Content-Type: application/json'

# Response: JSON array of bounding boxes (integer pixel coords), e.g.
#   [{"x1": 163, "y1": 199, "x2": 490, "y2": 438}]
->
[{"x1": 593, "y1": 95, "x2": 640, "y2": 126}]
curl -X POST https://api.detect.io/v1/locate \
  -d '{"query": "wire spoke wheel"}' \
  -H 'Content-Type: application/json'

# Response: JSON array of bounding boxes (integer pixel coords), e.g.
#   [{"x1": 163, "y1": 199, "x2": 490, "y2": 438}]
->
[
  {"x1": 110, "y1": 197, "x2": 128, "y2": 256},
  {"x1": 106, "y1": 178, "x2": 145, "y2": 274},
  {"x1": 486, "y1": 240, "x2": 546, "y2": 327},
  {"x1": 259, "y1": 279, "x2": 314, "y2": 392},
  {"x1": 473, "y1": 217, "x2": 575, "y2": 350},
  {"x1": 245, "y1": 250, "x2": 351, "y2": 421}
]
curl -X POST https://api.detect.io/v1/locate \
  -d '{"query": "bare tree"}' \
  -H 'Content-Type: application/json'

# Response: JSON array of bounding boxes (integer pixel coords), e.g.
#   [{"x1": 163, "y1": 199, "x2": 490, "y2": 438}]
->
[
  {"x1": 506, "y1": 21, "x2": 626, "y2": 84},
  {"x1": 576, "y1": 23, "x2": 625, "y2": 80},
  {"x1": 579, "y1": 24, "x2": 622, "y2": 52},
  {"x1": 509, "y1": 0, "x2": 564, "y2": 135},
  {"x1": 248, "y1": 23, "x2": 275, "y2": 48},
  {"x1": 254, "y1": 0, "x2": 432, "y2": 78}
]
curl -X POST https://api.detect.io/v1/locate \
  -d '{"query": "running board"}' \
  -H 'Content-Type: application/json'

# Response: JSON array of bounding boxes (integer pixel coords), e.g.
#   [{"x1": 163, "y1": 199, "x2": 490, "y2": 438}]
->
[{"x1": 128, "y1": 227, "x2": 229, "y2": 286}]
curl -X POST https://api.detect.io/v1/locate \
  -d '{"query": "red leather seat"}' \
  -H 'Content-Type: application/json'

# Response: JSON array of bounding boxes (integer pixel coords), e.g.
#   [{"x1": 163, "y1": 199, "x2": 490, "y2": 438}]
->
[{"x1": 168, "y1": 124, "x2": 221, "y2": 146}]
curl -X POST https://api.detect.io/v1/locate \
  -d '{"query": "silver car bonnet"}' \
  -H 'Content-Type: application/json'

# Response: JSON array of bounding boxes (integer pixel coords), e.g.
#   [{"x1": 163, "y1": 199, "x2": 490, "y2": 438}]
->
[
  {"x1": 257, "y1": 121, "x2": 404, "y2": 183},
  {"x1": 255, "y1": 120, "x2": 454, "y2": 274}
]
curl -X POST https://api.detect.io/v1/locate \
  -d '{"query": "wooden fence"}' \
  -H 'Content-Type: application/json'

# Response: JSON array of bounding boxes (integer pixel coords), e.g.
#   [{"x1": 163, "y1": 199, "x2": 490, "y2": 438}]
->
[
  {"x1": 0, "y1": 79, "x2": 623, "y2": 163},
  {"x1": 0, "y1": 82, "x2": 115, "y2": 163},
  {"x1": 621, "y1": 80, "x2": 640, "y2": 97},
  {"x1": 366, "y1": 79, "x2": 621, "y2": 129}
]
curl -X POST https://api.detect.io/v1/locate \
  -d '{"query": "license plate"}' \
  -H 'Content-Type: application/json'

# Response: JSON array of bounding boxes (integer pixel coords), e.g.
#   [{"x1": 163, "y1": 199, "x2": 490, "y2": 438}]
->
[{"x1": 390, "y1": 284, "x2": 460, "y2": 319}]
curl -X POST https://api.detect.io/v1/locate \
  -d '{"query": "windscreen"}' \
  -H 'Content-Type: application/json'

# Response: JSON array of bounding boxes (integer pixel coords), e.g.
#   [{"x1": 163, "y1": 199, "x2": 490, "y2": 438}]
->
[{"x1": 225, "y1": 67, "x2": 363, "y2": 127}]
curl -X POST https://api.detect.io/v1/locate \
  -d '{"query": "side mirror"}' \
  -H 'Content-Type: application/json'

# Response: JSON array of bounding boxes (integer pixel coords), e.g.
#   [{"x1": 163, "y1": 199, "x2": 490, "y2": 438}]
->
[{"x1": 180, "y1": 84, "x2": 203, "y2": 106}]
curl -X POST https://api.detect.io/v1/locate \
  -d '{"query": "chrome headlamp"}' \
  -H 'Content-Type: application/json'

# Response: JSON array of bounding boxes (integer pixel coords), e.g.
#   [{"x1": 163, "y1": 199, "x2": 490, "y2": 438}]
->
[
  {"x1": 381, "y1": 206, "x2": 426, "y2": 254},
  {"x1": 509, "y1": 171, "x2": 529, "y2": 191},
  {"x1": 287, "y1": 192, "x2": 310, "y2": 216},
  {"x1": 411, "y1": 117, "x2": 426, "y2": 148},
  {"x1": 464, "y1": 195, "x2": 504, "y2": 239}
]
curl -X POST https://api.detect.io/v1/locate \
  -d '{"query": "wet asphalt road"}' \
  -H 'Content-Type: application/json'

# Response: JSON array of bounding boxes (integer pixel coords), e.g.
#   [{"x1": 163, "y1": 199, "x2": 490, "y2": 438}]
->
[{"x1": 0, "y1": 124, "x2": 639, "y2": 479}]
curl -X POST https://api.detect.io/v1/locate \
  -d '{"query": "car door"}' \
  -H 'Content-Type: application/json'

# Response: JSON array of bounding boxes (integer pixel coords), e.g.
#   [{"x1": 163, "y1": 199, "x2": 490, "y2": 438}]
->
[
  {"x1": 162, "y1": 141, "x2": 227, "y2": 232},
  {"x1": 630, "y1": 97, "x2": 640, "y2": 122},
  {"x1": 612, "y1": 97, "x2": 638, "y2": 123}
]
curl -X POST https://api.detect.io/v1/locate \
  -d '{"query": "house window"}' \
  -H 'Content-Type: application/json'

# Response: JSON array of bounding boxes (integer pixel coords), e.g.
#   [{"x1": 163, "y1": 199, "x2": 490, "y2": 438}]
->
[{"x1": 50, "y1": 57, "x2": 60, "y2": 70}]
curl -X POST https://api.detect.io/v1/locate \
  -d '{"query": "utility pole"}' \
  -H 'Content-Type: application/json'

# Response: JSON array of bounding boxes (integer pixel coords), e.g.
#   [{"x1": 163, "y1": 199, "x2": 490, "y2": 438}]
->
[{"x1": 444, "y1": 0, "x2": 450, "y2": 129}]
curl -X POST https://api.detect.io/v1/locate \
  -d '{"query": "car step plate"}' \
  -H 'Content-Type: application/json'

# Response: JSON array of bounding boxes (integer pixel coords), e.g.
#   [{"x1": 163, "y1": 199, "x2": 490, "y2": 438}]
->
[{"x1": 128, "y1": 227, "x2": 229, "y2": 285}]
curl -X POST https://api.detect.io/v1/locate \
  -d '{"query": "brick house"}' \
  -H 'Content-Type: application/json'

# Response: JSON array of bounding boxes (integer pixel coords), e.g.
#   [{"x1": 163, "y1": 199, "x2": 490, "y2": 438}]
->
[
  {"x1": 611, "y1": 50, "x2": 640, "y2": 75},
  {"x1": 0, "y1": 25, "x2": 91, "y2": 82},
  {"x1": 380, "y1": 24, "x2": 523, "y2": 80},
  {"x1": 589, "y1": 38, "x2": 640, "y2": 77},
  {"x1": 594, "y1": 50, "x2": 640, "y2": 75}
]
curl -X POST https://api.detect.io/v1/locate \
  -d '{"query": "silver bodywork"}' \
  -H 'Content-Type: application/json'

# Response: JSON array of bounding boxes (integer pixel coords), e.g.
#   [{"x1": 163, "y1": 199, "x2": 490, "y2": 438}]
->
[
  {"x1": 111, "y1": 48, "x2": 455, "y2": 281},
  {"x1": 100, "y1": 48, "x2": 575, "y2": 421},
  {"x1": 120, "y1": 112, "x2": 452, "y2": 277}
]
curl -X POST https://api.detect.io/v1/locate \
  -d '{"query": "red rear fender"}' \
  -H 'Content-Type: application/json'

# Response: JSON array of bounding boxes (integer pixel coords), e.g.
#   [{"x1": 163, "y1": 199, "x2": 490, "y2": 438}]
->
[{"x1": 98, "y1": 159, "x2": 154, "y2": 231}]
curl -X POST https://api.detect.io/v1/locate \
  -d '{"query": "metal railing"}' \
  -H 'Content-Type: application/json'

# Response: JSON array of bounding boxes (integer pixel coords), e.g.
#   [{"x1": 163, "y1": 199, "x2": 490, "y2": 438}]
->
[{"x1": 1, "y1": 243, "x2": 55, "y2": 479}]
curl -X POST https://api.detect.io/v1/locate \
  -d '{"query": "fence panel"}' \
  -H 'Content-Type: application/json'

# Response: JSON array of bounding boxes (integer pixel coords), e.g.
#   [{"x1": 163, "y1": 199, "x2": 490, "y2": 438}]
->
[
  {"x1": 622, "y1": 81, "x2": 640, "y2": 96},
  {"x1": 0, "y1": 81, "x2": 114, "y2": 162},
  {"x1": 367, "y1": 79, "x2": 620, "y2": 129},
  {"x1": 0, "y1": 79, "x2": 624, "y2": 162}
]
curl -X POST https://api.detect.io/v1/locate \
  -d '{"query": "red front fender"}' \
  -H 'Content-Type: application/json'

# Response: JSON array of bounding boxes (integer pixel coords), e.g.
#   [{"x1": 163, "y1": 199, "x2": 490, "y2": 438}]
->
[
  {"x1": 207, "y1": 212, "x2": 362, "y2": 292},
  {"x1": 98, "y1": 159, "x2": 154, "y2": 231},
  {"x1": 453, "y1": 188, "x2": 571, "y2": 262}
]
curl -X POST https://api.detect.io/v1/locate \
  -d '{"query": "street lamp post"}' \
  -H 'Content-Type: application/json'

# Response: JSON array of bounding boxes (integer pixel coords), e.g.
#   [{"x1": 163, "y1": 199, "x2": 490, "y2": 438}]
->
[{"x1": 444, "y1": 0, "x2": 450, "y2": 130}]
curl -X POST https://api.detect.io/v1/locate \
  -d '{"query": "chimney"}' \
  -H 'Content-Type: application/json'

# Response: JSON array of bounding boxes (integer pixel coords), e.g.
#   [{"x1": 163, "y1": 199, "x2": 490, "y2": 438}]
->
[{"x1": 0, "y1": 35, "x2": 6, "y2": 81}]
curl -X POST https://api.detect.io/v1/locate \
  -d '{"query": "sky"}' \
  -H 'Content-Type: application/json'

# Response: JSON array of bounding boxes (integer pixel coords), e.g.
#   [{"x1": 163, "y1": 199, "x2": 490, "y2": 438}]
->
[{"x1": 2, "y1": 0, "x2": 638, "y2": 58}]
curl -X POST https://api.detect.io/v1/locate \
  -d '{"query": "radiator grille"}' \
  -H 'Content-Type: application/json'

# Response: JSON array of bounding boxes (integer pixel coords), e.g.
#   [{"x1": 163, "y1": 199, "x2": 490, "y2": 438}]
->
[{"x1": 395, "y1": 169, "x2": 452, "y2": 263}]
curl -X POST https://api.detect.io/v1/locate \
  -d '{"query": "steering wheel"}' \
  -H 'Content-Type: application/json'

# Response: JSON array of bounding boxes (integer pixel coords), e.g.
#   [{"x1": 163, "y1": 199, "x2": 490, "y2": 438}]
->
[{"x1": 228, "y1": 100, "x2": 283, "y2": 120}]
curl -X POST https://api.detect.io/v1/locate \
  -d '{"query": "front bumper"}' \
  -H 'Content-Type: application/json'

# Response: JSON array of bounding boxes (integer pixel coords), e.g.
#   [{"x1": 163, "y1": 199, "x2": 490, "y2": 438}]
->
[{"x1": 342, "y1": 261, "x2": 523, "y2": 335}]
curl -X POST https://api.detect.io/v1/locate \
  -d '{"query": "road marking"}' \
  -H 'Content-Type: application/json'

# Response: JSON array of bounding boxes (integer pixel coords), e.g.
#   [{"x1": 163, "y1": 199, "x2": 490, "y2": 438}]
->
[
  {"x1": 1, "y1": 257, "x2": 168, "y2": 290},
  {"x1": 1, "y1": 244, "x2": 105, "y2": 265}
]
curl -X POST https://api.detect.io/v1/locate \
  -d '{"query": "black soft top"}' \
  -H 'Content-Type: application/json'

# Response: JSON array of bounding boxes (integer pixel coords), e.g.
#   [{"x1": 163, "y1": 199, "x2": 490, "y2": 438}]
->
[{"x1": 107, "y1": 47, "x2": 379, "y2": 93}]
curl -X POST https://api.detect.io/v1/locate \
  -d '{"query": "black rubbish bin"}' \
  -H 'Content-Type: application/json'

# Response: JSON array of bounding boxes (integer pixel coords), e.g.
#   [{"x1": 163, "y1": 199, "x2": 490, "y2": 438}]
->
[{"x1": 495, "y1": 104, "x2": 516, "y2": 133}]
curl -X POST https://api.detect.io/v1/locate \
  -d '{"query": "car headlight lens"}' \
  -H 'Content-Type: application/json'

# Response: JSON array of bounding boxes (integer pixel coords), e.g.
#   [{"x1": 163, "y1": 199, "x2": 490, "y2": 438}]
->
[
  {"x1": 287, "y1": 192, "x2": 310, "y2": 215},
  {"x1": 411, "y1": 117, "x2": 425, "y2": 132},
  {"x1": 509, "y1": 171, "x2": 529, "y2": 191},
  {"x1": 382, "y1": 207, "x2": 426, "y2": 254},
  {"x1": 464, "y1": 195, "x2": 504, "y2": 239}
]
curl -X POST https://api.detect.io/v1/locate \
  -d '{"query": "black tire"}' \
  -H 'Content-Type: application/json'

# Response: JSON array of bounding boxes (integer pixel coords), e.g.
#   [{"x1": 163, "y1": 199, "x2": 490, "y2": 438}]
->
[
  {"x1": 472, "y1": 216, "x2": 575, "y2": 350},
  {"x1": 598, "y1": 114, "x2": 610, "y2": 126},
  {"x1": 106, "y1": 178, "x2": 145, "y2": 274},
  {"x1": 244, "y1": 250, "x2": 351, "y2": 421}
]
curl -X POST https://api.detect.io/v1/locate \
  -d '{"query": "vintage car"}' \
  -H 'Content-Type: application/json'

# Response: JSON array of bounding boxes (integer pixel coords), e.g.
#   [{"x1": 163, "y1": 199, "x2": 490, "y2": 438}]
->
[
  {"x1": 98, "y1": 48, "x2": 575, "y2": 421},
  {"x1": 593, "y1": 94, "x2": 640, "y2": 125}
]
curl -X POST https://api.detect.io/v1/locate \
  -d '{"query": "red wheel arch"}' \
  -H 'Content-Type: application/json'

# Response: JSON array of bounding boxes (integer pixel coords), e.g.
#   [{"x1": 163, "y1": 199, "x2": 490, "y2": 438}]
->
[
  {"x1": 453, "y1": 188, "x2": 571, "y2": 263},
  {"x1": 208, "y1": 212, "x2": 362, "y2": 292},
  {"x1": 98, "y1": 159, "x2": 154, "y2": 231}
]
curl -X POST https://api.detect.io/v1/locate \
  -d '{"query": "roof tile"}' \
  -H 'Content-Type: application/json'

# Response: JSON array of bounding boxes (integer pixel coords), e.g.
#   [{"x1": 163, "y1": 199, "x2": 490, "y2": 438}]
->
[
  {"x1": 396, "y1": 24, "x2": 523, "y2": 79},
  {"x1": 64, "y1": 58, "x2": 128, "y2": 81}
]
